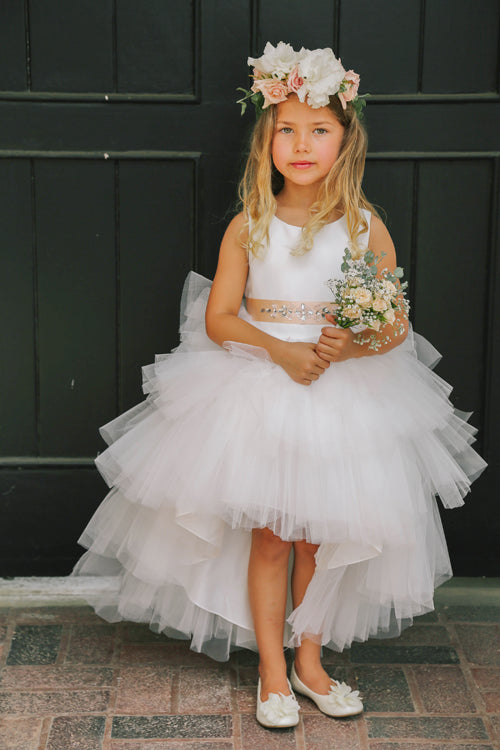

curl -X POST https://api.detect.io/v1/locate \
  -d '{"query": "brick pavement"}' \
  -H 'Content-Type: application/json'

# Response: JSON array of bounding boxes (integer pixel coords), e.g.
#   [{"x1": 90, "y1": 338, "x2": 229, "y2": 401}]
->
[{"x1": 0, "y1": 603, "x2": 499, "y2": 749}]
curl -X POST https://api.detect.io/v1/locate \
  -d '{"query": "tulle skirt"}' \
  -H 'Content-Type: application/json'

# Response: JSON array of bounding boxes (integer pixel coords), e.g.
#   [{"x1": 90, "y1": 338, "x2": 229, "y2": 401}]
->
[{"x1": 73, "y1": 272, "x2": 487, "y2": 661}]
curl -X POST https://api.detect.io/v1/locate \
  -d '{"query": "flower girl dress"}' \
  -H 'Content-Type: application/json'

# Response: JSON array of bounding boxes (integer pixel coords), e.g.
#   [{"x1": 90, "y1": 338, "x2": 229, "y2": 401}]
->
[{"x1": 73, "y1": 210, "x2": 486, "y2": 661}]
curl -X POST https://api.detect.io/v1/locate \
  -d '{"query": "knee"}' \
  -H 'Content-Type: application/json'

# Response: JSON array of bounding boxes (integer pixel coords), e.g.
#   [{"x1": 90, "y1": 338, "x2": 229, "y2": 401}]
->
[
  {"x1": 251, "y1": 527, "x2": 292, "y2": 563},
  {"x1": 293, "y1": 540, "x2": 319, "y2": 561}
]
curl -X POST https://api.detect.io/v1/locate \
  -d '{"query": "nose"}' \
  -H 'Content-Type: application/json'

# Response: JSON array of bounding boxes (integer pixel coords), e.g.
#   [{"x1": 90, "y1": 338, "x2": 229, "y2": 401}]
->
[{"x1": 294, "y1": 130, "x2": 311, "y2": 152}]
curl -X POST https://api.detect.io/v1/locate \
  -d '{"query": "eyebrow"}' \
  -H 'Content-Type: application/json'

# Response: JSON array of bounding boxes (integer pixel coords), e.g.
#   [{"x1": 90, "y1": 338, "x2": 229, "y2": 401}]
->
[{"x1": 276, "y1": 120, "x2": 333, "y2": 126}]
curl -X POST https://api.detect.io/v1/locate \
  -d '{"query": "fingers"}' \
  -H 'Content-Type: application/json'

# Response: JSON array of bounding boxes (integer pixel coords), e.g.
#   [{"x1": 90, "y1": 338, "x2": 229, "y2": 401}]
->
[
  {"x1": 303, "y1": 372, "x2": 319, "y2": 386},
  {"x1": 313, "y1": 357, "x2": 330, "y2": 371},
  {"x1": 316, "y1": 341, "x2": 339, "y2": 361},
  {"x1": 320, "y1": 325, "x2": 343, "y2": 339}
]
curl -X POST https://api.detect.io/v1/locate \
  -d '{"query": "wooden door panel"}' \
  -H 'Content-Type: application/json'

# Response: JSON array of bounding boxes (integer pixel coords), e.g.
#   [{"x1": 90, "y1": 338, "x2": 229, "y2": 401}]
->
[
  {"x1": 255, "y1": 0, "x2": 337, "y2": 51},
  {"x1": 0, "y1": 159, "x2": 36, "y2": 455},
  {"x1": 36, "y1": 160, "x2": 117, "y2": 456},
  {"x1": 0, "y1": 4, "x2": 27, "y2": 90},
  {"x1": 116, "y1": 0, "x2": 196, "y2": 94},
  {"x1": 340, "y1": 1, "x2": 421, "y2": 94},
  {"x1": 415, "y1": 159, "x2": 492, "y2": 414},
  {"x1": 422, "y1": 0, "x2": 499, "y2": 93},
  {"x1": 363, "y1": 160, "x2": 415, "y2": 283},
  {"x1": 29, "y1": 0, "x2": 115, "y2": 92},
  {"x1": 119, "y1": 158, "x2": 195, "y2": 410}
]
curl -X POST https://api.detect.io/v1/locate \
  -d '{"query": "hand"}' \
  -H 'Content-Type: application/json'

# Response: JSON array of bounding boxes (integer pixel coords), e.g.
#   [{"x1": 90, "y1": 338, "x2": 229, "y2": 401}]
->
[
  {"x1": 315, "y1": 314, "x2": 361, "y2": 363},
  {"x1": 273, "y1": 341, "x2": 330, "y2": 385}
]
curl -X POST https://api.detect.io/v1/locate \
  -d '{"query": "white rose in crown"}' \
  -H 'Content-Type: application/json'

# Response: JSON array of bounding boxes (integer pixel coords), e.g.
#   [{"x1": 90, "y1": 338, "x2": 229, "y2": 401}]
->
[
  {"x1": 248, "y1": 41, "x2": 298, "y2": 79},
  {"x1": 297, "y1": 48, "x2": 346, "y2": 108}
]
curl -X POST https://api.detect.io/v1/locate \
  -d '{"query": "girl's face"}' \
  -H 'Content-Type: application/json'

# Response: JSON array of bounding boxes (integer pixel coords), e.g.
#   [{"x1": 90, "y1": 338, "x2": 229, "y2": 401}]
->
[{"x1": 272, "y1": 95, "x2": 345, "y2": 188}]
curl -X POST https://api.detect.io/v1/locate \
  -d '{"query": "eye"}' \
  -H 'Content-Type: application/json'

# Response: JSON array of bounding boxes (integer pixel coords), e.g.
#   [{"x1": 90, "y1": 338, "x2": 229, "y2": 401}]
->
[
  {"x1": 278, "y1": 126, "x2": 293, "y2": 134},
  {"x1": 314, "y1": 127, "x2": 328, "y2": 135}
]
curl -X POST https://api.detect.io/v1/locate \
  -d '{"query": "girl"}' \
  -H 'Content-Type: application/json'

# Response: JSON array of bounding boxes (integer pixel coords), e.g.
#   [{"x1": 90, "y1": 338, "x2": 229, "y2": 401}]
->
[{"x1": 73, "y1": 42, "x2": 487, "y2": 729}]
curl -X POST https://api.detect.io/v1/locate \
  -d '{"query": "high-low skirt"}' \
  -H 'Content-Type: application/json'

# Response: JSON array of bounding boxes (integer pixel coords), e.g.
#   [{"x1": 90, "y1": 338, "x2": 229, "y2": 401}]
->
[{"x1": 73, "y1": 272, "x2": 487, "y2": 661}]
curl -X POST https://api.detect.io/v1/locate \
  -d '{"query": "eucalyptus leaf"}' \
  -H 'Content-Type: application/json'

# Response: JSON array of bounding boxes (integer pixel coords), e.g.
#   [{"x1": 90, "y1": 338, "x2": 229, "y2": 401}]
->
[
  {"x1": 370, "y1": 266, "x2": 377, "y2": 275},
  {"x1": 364, "y1": 250, "x2": 374, "y2": 263},
  {"x1": 394, "y1": 267, "x2": 404, "y2": 278}
]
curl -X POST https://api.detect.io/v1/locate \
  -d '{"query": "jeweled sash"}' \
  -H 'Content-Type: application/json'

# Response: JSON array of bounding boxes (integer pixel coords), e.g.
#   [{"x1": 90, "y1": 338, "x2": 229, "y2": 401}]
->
[{"x1": 246, "y1": 298, "x2": 336, "y2": 324}]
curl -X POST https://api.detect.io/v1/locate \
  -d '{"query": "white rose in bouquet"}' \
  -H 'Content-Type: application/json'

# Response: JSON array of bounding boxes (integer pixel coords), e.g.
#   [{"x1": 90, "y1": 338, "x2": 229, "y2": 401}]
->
[{"x1": 353, "y1": 287, "x2": 373, "y2": 308}]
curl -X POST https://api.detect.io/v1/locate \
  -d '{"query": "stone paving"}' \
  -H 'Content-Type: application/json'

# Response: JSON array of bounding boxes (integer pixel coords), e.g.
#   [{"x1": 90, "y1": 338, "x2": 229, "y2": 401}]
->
[{"x1": 0, "y1": 603, "x2": 499, "y2": 749}]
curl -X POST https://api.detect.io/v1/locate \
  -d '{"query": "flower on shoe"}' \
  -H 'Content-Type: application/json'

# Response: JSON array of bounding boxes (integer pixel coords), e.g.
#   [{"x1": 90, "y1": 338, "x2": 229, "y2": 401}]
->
[
  {"x1": 251, "y1": 78, "x2": 289, "y2": 108},
  {"x1": 261, "y1": 691, "x2": 300, "y2": 723},
  {"x1": 328, "y1": 681, "x2": 362, "y2": 709}
]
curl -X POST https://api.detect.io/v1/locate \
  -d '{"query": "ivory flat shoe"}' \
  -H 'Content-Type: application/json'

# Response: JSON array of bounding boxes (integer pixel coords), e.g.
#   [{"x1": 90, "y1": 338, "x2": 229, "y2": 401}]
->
[
  {"x1": 290, "y1": 663, "x2": 363, "y2": 717},
  {"x1": 256, "y1": 677, "x2": 300, "y2": 728}
]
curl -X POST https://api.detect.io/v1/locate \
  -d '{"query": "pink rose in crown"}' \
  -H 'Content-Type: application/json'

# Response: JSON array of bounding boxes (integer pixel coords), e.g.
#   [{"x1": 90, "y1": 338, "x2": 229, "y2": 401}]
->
[
  {"x1": 287, "y1": 66, "x2": 304, "y2": 93},
  {"x1": 338, "y1": 70, "x2": 360, "y2": 109},
  {"x1": 251, "y1": 78, "x2": 289, "y2": 107}
]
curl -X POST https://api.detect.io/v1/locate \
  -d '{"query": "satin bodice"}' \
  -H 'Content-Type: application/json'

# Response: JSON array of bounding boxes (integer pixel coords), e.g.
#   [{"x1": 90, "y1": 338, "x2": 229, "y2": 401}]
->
[
  {"x1": 245, "y1": 211, "x2": 371, "y2": 301},
  {"x1": 243, "y1": 210, "x2": 371, "y2": 342}
]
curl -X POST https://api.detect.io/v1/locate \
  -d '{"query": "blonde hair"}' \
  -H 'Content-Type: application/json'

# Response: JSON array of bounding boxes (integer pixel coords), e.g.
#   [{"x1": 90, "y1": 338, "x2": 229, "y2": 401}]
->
[{"x1": 238, "y1": 96, "x2": 379, "y2": 259}]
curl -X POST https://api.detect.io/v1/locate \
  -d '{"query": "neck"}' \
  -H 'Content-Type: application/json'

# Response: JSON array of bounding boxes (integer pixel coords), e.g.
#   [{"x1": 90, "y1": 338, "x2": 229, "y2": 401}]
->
[{"x1": 277, "y1": 182, "x2": 321, "y2": 212}]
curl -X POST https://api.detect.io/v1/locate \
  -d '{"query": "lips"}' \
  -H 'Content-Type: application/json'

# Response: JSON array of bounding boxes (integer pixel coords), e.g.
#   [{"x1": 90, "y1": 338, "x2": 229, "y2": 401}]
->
[{"x1": 291, "y1": 161, "x2": 313, "y2": 168}]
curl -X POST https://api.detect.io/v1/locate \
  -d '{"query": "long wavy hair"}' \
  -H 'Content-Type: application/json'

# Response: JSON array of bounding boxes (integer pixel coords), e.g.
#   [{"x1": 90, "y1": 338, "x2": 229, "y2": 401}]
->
[{"x1": 238, "y1": 95, "x2": 379, "y2": 259}]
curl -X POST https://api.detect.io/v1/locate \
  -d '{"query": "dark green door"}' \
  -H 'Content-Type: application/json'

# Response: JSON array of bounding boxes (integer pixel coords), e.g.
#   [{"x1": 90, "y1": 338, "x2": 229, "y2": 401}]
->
[{"x1": 1, "y1": 1, "x2": 499, "y2": 574}]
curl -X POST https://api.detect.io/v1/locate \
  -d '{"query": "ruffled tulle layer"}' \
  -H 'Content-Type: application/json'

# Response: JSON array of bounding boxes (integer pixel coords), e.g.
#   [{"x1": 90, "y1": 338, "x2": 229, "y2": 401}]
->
[{"x1": 73, "y1": 272, "x2": 487, "y2": 661}]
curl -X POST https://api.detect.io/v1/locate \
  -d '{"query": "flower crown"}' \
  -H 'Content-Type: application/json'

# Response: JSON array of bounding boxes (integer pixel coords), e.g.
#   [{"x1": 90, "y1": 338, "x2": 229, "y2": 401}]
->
[{"x1": 237, "y1": 41, "x2": 366, "y2": 119}]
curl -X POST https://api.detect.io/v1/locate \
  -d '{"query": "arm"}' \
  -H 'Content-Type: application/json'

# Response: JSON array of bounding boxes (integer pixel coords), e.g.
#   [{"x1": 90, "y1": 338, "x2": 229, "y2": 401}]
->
[
  {"x1": 315, "y1": 215, "x2": 409, "y2": 363},
  {"x1": 205, "y1": 212, "x2": 330, "y2": 385}
]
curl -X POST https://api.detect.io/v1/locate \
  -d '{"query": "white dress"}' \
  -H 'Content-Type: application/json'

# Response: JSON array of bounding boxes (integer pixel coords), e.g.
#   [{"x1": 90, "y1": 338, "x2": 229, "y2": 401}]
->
[{"x1": 73, "y1": 210, "x2": 487, "y2": 661}]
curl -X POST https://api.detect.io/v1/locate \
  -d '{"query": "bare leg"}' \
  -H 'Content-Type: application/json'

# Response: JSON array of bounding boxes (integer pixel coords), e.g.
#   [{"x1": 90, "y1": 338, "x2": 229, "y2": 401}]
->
[
  {"x1": 292, "y1": 540, "x2": 334, "y2": 694},
  {"x1": 248, "y1": 527, "x2": 292, "y2": 700}
]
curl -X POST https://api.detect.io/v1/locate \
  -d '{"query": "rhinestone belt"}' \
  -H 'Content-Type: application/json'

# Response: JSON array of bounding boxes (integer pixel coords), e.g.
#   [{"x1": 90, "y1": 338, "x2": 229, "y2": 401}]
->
[{"x1": 246, "y1": 297, "x2": 336, "y2": 324}]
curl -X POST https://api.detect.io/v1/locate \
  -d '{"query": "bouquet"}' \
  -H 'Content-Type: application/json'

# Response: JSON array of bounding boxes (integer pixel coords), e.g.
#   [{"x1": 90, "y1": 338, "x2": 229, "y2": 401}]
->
[{"x1": 325, "y1": 248, "x2": 410, "y2": 351}]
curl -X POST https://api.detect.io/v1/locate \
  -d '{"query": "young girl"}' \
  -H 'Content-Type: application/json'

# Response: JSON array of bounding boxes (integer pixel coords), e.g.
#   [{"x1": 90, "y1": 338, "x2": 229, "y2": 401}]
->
[{"x1": 73, "y1": 42, "x2": 487, "y2": 729}]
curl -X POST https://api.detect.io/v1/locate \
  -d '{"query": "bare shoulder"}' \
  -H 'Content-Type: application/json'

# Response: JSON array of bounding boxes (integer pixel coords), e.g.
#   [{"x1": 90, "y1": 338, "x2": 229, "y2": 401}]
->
[
  {"x1": 222, "y1": 211, "x2": 249, "y2": 245},
  {"x1": 368, "y1": 213, "x2": 397, "y2": 268}
]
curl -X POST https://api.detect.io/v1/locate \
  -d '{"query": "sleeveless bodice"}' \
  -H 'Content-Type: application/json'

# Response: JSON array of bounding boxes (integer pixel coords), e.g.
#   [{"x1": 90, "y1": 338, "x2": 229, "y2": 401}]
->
[
  {"x1": 245, "y1": 211, "x2": 371, "y2": 299},
  {"x1": 243, "y1": 210, "x2": 371, "y2": 342}
]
